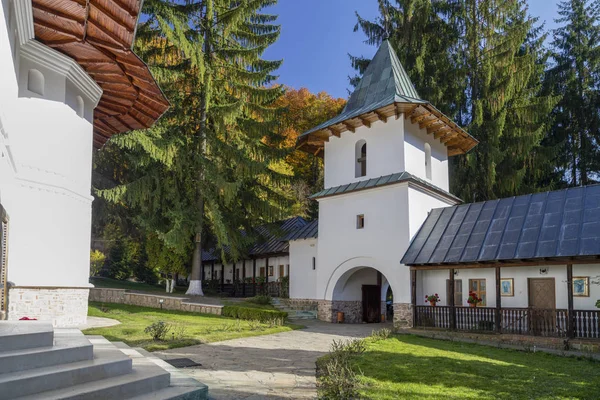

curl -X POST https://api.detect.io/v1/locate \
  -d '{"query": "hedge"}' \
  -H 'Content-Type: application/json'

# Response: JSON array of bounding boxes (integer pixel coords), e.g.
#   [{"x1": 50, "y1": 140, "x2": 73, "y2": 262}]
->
[{"x1": 222, "y1": 305, "x2": 287, "y2": 323}]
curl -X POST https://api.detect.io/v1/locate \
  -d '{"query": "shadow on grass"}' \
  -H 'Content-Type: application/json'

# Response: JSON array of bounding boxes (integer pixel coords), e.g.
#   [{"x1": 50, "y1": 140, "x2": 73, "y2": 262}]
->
[{"x1": 354, "y1": 335, "x2": 600, "y2": 399}]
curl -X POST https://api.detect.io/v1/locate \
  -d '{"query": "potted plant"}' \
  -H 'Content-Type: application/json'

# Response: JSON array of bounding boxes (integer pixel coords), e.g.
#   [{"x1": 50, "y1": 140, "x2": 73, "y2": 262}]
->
[
  {"x1": 467, "y1": 291, "x2": 482, "y2": 307},
  {"x1": 425, "y1": 293, "x2": 440, "y2": 306}
]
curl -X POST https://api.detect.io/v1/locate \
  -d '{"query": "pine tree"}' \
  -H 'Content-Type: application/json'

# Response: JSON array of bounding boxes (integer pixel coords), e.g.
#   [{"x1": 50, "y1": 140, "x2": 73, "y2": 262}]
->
[
  {"x1": 95, "y1": 0, "x2": 293, "y2": 295},
  {"x1": 354, "y1": 0, "x2": 557, "y2": 201},
  {"x1": 546, "y1": 0, "x2": 600, "y2": 186}
]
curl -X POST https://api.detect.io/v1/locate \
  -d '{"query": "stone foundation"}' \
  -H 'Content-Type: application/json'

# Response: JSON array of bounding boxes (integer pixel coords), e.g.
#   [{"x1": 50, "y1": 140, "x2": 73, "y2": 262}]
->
[
  {"x1": 7, "y1": 287, "x2": 89, "y2": 327},
  {"x1": 284, "y1": 298, "x2": 319, "y2": 311},
  {"x1": 318, "y1": 300, "x2": 363, "y2": 323},
  {"x1": 89, "y1": 288, "x2": 223, "y2": 315},
  {"x1": 393, "y1": 303, "x2": 413, "y2": 329}
]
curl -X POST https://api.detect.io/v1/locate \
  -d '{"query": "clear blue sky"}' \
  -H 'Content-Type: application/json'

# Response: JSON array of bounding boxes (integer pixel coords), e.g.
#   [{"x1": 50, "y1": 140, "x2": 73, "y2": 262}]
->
[{"x1": 263, "y1": 0, "x2": 561, "y2": 99}]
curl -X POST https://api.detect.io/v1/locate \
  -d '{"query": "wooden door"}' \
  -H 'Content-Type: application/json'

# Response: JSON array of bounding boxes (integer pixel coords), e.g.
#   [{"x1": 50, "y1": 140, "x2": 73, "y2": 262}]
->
[
  {"x1": 528, "y1": 278, "x2": 556, "y2": 336},
  {"x1": 362, "y1": 285, "x2": 381, "y2": 323}
]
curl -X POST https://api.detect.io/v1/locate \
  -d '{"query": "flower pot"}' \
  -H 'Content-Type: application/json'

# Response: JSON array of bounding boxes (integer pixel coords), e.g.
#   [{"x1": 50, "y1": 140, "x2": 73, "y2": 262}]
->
[
  {"x1": 469, "y1": 303, "x2": 477, "y2": 308},
  {"x1": 429, "y1": 301, "x2": 437, "y2": 307},
  {"x1": 336, "y1": 311, "x2": 344, "y2": 323}
]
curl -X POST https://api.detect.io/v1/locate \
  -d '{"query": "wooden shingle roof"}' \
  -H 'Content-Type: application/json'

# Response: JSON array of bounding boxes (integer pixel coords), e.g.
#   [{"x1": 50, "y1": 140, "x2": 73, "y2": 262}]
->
[{"x1": 32, "y1": 0, "x2": 169, "y2": 148}]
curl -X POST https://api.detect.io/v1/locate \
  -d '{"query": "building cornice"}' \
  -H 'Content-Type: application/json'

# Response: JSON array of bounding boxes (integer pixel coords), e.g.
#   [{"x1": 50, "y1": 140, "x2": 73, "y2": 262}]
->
[{"x1": 12, "y1": 0, "x2": 103, "y2": 106}]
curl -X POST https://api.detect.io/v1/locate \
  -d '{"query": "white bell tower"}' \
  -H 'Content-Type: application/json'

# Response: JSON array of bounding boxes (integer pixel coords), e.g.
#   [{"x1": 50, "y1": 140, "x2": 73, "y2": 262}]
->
[{"x1": 295, "y1": 40, "x2": 477, "y2": 327}]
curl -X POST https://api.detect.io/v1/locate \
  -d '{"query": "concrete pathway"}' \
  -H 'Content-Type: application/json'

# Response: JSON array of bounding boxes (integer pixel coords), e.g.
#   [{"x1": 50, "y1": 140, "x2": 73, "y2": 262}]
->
[
  {"x1": 78, "y1": 316, "x2": 120, "y2": 330},
  {"x1": 156, "y1": 320, "x2": 388, "y2": 399}
]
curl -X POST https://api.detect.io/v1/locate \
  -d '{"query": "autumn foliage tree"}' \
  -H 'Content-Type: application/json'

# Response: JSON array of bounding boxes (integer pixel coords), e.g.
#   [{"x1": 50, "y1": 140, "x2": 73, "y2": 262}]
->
[{"x1": 275, "y1": 87, "x2": 346, "y2": 218}]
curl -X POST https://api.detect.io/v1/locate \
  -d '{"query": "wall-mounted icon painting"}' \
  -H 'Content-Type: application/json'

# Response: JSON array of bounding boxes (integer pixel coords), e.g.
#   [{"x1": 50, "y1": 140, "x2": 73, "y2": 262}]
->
[
  {"x1": 573, "y1": 277, "x2": 589, "y2": 297},
  {"x1": 500, "y1": 278, "x2": 514, "y2": 297}
]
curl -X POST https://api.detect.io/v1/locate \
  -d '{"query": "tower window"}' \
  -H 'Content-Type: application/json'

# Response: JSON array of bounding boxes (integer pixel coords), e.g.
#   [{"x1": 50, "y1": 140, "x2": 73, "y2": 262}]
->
[
  {"x1": 356, "y1": 214, "x2": 365, "y2": 229},
  {"x1": 355, "y1": 140, "x2": 367, "y2": 177},
  {"x1": 424, "y1": 142, "x2": 432, "y2": 180}
]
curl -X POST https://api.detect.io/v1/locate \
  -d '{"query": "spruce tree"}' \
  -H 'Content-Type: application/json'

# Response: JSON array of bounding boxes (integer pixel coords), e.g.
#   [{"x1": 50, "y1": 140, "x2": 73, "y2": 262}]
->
[
  {"x1": 546, "y1": 0, "x2": 600, "y2": 186},
  {"x1": 354, "y1": 0, "x2": 557, "y2": 201},
  {"x1": 96, "y1": 0, "x2": 292, "y2": 295}
]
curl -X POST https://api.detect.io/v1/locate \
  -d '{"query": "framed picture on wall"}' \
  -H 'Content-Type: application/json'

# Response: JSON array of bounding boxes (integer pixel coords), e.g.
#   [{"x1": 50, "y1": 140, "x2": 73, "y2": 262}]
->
[
  {"x1": 573, "y1": 277, "x2": 589, "y2": 297},
  {"x1": 500, "y1": 278, "x2": 514, "y2": 296}
]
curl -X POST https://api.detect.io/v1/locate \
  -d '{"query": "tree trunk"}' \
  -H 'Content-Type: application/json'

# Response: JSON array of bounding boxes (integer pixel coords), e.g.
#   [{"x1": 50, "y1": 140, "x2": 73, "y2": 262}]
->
[{"x1": 186, "y1": 0, "x2": 213, "y2": 296}]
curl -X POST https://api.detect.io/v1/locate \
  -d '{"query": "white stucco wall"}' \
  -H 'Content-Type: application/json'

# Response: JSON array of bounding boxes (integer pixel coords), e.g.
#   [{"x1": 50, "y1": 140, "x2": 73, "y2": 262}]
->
[
  {"x1": 417, "y1": 264, "x2": 600, "y2": 310},
  {"x1": 289, "y1": 238, "x2": 318, "y2": 299},
  {"x1": 323, "y1": 117, "x2": 405, "y2": 188},
  {"x1": 0, "y1": 0, "x2": 101, "y2": 289},
  {"x1": 404, "y1": 119, "x2": 449, "y2": 191},
  {"x1": 407, "y1": 186, "x2": 458, "y2": 239},
  {"x1": 315, "y1": 184, "x2": 412, "y2": 303}
]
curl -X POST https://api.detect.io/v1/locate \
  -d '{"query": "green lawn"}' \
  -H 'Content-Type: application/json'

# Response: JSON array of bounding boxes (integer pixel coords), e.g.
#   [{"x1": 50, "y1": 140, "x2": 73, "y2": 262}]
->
[
  {"x1": 352, "y1": 335, "x2": 600, "y2": 400},
  {"x1": 84, "y1": 302, "x2": 301, "y2": 351}
]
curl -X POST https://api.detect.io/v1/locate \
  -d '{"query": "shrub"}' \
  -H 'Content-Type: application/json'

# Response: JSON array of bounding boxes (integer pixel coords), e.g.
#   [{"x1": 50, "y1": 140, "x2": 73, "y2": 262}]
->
[
  {"x1": 247, "y1": 295, "x2": 272, "y2": 305},
  {"x1": 317, "y1": 339, "x2": 365, "y2": 399},
  {"x1": 222, "y1": 305, "x2": 286, "y2": 324},
  {"x1": 90, "y1": 250, "x2": 106, "y2": 277},
  {"x1": 144, "y1": 321, "x2": 171, "y2": 341},
  {"x1": 371, "y1": 328, "x2": 392, "y2": 341}
]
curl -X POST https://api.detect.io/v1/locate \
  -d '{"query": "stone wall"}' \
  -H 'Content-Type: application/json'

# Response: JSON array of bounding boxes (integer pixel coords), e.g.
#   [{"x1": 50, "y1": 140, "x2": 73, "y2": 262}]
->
[
  {"x1": 8, "y1": 287, "x2": 89, "y2": 327},
  {"x1": 283, "y1": 298, "x2": 319, "y2": 311},
  {"x1": 89, "y1": 288, "x2": 223, "y2": 315},
  {"x1": 317, "y1": 300, "x2": 363, "y2": 323},
  {"x1": 393, "y1": 303, "x2": 413, "y2": 329}
]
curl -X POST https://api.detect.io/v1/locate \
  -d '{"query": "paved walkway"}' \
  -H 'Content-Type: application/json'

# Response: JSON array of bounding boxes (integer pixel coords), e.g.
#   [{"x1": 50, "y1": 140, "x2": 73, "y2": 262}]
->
[
  {"x1": 78, "y1": 316, "x2": 120, "y2": 330},
  {"x1": 156, "y1": 320, "x2": 388, "y2": 399}
]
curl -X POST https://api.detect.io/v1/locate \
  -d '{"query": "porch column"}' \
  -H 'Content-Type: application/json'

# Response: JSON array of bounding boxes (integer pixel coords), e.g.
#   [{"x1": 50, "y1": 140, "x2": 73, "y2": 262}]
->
[
  {"x1": 265, "y1": 256, "x2": 269, "y2": 296},
  {"x1": 220, "y1": 263, "x2": 224, "y2": 292},
  {"x1": 242, "y1": 259, "x2": 246, "y2": 297},
  {"x1": 211, "y1": 261, "x2": 215, "y2": 280},
  {"x1": 410, "y1": 269, "x2": 417, "y2": 327},
  {"x1": 496, "y1": 266, "x2": 501, "y2": 333},
  {"x1": 232, "y1": 262, "x2": 236, "y2": 295},
  {"x1": 201, "y1": 263, "x2": 205, "y2": 281},
  {"x1": 567, "y1": 263, "x2": 574, "y2": 338},
  {"x1": 252, "y1": 257, "x2": 257, "y2": 296},
  {"x1": 449, "y1": 269, "x2": 456, "y2": 330}
]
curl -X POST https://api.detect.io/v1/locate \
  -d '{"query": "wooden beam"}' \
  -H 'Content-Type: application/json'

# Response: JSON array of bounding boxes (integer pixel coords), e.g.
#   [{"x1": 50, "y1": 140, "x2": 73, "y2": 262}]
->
[
  {"x1": 327, "y1": 127, "x2": 340, "y2": 138},
  {"x1": 374, "y1": 110, "x2": 388, "y2": 123},
  {"x1": 434, "y1": 127, "x2": 452, "y2": 139},
  {"x1": 211, "y1": 261, "x2": 215, "y2": 281},
  {"x1": 90, "y1": 1, "x2": 137, "y2": 31},
  {"x1": 449, "y1": 269, "x2": 456, "y2": 330},
  {"x1": 252, "y1": 258, "x2": 257, "y2": 296},
  {"x1": 314, "y1": 148, "x2": 321, "y2": 156},
  {"x1": 87, "y1": 19, "x2": 129, "y2": 48},
  {"x1": 411, "y1": 269, "x2": 417, "y2": 328},
  {"x1": 220, "y1": 263, "x2": 224, "y2": 292},
  {"x1": 411, "y1": 113, "x2": 431, "y2": 125},
  {"x1": 408, "y1": 257, "x2": 600, "y2": 271},
  {"x1": 420, "y1": 119, "x2": 443, "y2": 131},
  {"x1": 242, "y1": 260, "x2": 246, "y2": 297},
  {"x1": 33, "y1": 3, "x2": 86, "y2": 24},
  {"x1": 34, "y1": 19, "x2": 80, "y2": 41},
  {"x1": 496, "y1": 267, "x2": 501, "y2": 333},
  {"x1": 359, "y1": 116, "x2": 371, "y2": 128},
  {"x1": 567, "y1": 264, "x2": 574, "y2": 338},
  {"x1": 342, "y1": 121, "x2": 355, "y2": 133}
]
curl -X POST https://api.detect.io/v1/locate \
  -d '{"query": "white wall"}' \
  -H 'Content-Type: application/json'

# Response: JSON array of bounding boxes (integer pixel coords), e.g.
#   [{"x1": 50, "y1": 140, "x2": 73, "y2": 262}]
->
[
  {"x1": 324, "y1": 117, "x2": 405, "y2": 188},
  {"x1": 404, "y1": 119, "x2": 449, "y2": 191},
  {"x1": 332, "y1": 267, "x2": 378, "y2": 301},
  {"x1": 407, "y1": 186, "x2": 458, "y2": 239},
  {"x1": 316, "y1": 184, "x2": 413, "y2": 303},
  {"x1": 0, "y1": 0, "x2": 101, "y2": 288},
  {"x1": 289, "y1": 238, "x2": 318, "y2": 299},
  {"x1": 418, "y1": 264, "x2": 600, "y2": 310}
]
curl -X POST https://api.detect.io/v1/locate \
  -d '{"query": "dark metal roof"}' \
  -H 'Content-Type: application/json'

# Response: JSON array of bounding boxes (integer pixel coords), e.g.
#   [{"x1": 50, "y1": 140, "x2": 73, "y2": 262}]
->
[
  {"x1": 287, "y1": 219, "x2": 318, "y2": 241},
  {"x1": 299, "y1": 40, "x2": 425, "y2": 138},
  {"x1": 401, "y1": 185, "x2": 600, "y2": 266},
  {"x1": 311, "y1": 171, "x2": 462, "y2": 203},
  {"x1": 202, "y1": 217, "x2": 308, "y2": 262}
]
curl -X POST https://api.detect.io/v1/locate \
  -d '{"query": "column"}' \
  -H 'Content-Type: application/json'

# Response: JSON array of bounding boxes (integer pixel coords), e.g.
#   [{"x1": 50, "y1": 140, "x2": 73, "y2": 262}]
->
[
  {"x1": 449, "y1": 268, "x2": 456, "y2": 330},
  {"x1": 242, "y1": 259, "x2": 246, "y2": 297},
  {"x1": 567, "y1": 264, "x2": 574, "y2": 338},
  {"x1": 495, "y1": 266, "x2": 501, "y2": 333}
]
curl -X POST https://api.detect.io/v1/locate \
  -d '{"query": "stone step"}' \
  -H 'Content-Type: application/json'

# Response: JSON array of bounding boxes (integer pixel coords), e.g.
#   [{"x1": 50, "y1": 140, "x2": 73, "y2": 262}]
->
[
  {"x1": 13, "y1": 363, "x2": 171, "y2": 400},
  {"x1": 126, "y1": 385, "x2": 208, "y2": 400},
  {"x1": 0, "y1": 321, "x2": 54, "y2": 352},
  {"x1": 0, "y1": 329, "x2": 93, "y2": 375},
  {"x1": 0, "y1": 347, "x2": 132, "y2": 400}
]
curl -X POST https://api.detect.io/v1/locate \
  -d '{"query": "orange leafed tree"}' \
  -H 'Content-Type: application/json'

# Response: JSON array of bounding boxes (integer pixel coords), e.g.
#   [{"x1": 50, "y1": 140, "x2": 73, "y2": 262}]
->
[{"x1": 275, "y1": 87, "x2": 346, "y2": 218}]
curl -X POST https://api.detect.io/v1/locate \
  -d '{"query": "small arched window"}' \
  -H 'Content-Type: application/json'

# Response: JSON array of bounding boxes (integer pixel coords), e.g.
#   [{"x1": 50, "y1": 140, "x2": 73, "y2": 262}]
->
[
  {"x1": 424, "y1": 142, "x2": 432, "y2": 180},
  {"x1": 76, "y1": 96, "x2": 85, "y2": 117},
  {"x1": 355, "y1": 140, "x2": 367, "y2": 178},
  {"x1": 27, "y1": 69, "x2": 44, "y2": 96}
]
